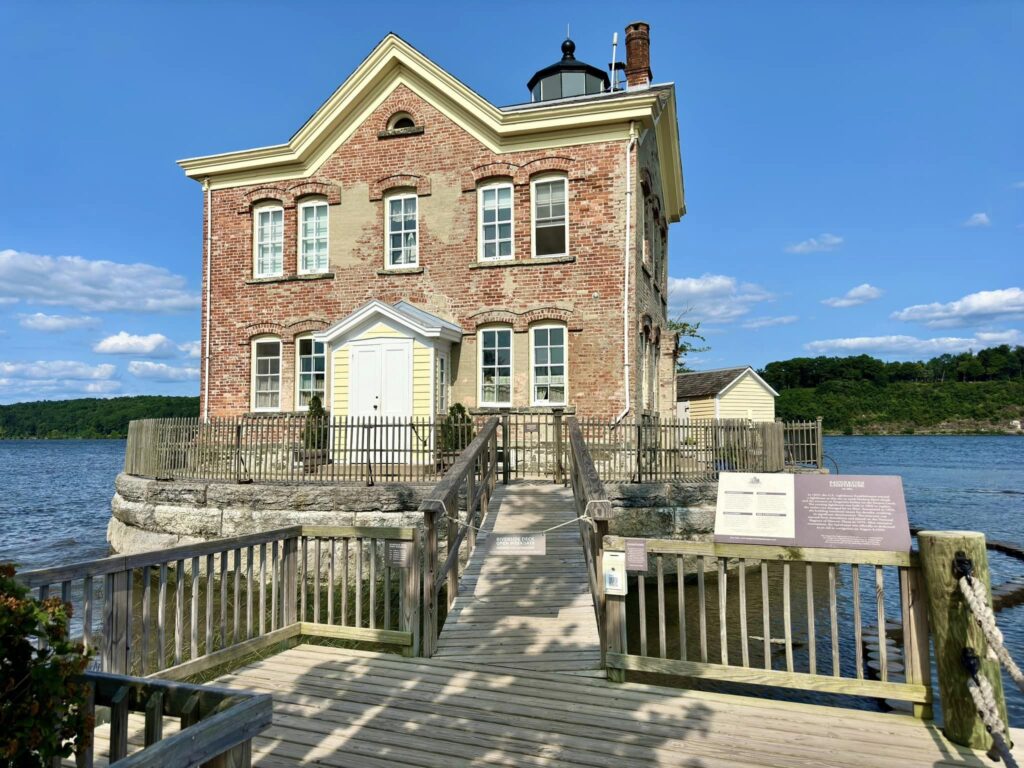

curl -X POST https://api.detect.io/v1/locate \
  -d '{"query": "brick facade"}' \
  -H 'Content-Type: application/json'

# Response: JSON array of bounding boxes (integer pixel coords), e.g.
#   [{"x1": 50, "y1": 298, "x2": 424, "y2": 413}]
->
[{"x1": 200, "y1": 84, "x2": 675, "y2": 420}]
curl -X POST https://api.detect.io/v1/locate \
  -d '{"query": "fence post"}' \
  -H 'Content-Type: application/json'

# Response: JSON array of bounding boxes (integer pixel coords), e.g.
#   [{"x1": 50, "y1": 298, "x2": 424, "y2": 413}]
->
[
  {"x1": 234, "y1": 424, "x2": 243, "y2": 483},
  {"x1": 552, "y1": 408, "x2": 564, "y2": 485},
  {"x1": 405, "y1": 530, "x2": 421, "y2": 657},
  {"x1": 422, "y1": 506, "x2": 438, "y2": 656},
  {"x1": 104, "y1": 570, "x2": 131, "y2": 675},
  {"x1": 634, "y1": 418, "x2": 643, "y2": 483},
  {"x1": 815, "y1": 416, "x2": 824, "y2": 469},
  {"x1": 501, "y1": 409, "x2": 510, "y2": 485},
  {"x1": 918, "y1": 531, "x2": 1008, "y2": 750},
  {"x1": 281, "y1": 536, "x2": 298, "y2": 626}
]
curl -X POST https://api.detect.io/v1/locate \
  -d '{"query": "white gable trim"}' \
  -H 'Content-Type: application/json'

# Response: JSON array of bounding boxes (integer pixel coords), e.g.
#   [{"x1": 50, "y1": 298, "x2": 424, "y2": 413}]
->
[
  {"x1": 314, "y1": 300, "x2": 462, "y2": 347},
  {"x1": 716, "y1": 367, "x2": 780, "y2": 400}
]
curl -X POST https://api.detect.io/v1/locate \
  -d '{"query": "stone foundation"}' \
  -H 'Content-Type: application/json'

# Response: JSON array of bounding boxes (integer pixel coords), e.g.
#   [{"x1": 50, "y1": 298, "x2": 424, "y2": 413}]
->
[{"x1": 109, "y1": 474, "x2": 718, "y2": 556}]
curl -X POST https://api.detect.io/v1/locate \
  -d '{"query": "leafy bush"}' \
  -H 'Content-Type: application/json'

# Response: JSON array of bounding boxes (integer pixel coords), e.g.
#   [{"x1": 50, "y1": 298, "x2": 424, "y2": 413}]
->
[
  {"x1": 0, "y1": 564, "x2": 92, "y2": 766},
  {"x1": 441, "y1": 403, "x2": 474, "y2": 453},
  {"x1": 303, "y1": 395, "x2": 329, "y2": 450}
]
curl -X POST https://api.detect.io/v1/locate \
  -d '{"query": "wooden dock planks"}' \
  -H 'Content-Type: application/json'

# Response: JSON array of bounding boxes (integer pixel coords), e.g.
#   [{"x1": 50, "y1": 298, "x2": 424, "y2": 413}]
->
[{"x1": 434, "y1": 482, "x2": 603, "y2": 672}]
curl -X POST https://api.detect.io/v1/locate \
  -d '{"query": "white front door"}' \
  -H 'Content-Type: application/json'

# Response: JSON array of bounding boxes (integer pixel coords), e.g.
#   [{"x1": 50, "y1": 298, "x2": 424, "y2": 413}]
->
[{"x1": 348, "y1": 340, "x2": 413, "y2": 463}]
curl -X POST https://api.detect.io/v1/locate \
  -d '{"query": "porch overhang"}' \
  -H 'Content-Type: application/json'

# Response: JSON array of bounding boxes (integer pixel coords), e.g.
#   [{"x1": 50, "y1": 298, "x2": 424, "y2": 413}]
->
[{"x1": 314, "y1": 300, "x2": 463, "y2": 346}]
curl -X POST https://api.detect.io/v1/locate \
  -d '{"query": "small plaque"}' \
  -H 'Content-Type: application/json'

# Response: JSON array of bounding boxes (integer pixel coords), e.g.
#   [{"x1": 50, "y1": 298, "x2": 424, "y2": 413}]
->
[
  {"x1": 624, "y1": 538, "x2": 648, "y2": 572},
  {"x1": 603, "y1": 551, "x2": 627, "y2": 596},
  {"x1": 524, "y1": 424, "x2": 540, "y2": 434},
  {"x1": 385, "y1": 540, "x2": 413, "y2": 568},
  {"x1": 490, "y1": 533, "x2": 546, "y2": 556}
]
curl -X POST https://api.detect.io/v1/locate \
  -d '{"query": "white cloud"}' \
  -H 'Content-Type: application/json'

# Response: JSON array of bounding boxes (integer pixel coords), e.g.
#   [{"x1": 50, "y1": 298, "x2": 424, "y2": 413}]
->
[
  {"x1": 667, "y1": 274, "x2": 774, "y2": 324},
  {"x1": 18, "y1": 313, "x2": 100, "y2": 332},
  {"x1": 785, "y1": 233, "x2": 843, "y2": 254},
  {"x1": 963, "y1": 212, "x2": 991, "y2": 228},
  {"x1": 0, "y1": 249, "x2": 200, "y2": 312},
  {"x1": 128, "y1": 361, "x2": 200, "y2": 381},
  {"x1": 821, "y1": 283, "x2": 883, "y2": 309},
  {"x1": 0, "y1": 360, "x2": 120, "y2": 400},
  {"x1": 891, "y1": 287, "x2": 1024, "y2": 327},
  {"x1": 179, "y1": 340, "x2": 201, "y2": 359},
  {"x1": 742, "y1": 315, "x2": 799, "y2": 330},
  {"x1": 804, "y1": 330, "x2": 1021, "y2": 357},
  {"x1": 94, "y1": 331, "x2": 177, "y2": 357}
]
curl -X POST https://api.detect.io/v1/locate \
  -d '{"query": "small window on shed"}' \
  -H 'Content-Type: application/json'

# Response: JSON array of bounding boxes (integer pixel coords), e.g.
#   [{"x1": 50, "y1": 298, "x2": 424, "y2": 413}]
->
[{"x1": 388, "y1": 112, "x2": 416, "y2": 130}]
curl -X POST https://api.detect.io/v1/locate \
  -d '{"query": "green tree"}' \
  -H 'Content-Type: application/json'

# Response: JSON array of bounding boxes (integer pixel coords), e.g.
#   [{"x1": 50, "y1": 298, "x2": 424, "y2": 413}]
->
[{"x1": 666, "y1": 315, "x2": 709, "y2": 372}]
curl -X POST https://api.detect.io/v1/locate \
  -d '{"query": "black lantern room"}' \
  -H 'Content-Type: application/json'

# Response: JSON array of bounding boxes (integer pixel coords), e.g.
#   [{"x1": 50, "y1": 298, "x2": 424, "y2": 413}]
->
[{"x1": 527, "y1": 38, "x2": 609, "y2": 102}]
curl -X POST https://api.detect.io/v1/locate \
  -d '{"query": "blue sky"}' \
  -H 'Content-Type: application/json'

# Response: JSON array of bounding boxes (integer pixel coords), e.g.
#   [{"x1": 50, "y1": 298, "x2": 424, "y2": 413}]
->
[{"x1": 0, "y1": 1, "x2": 1020, "y2": 402}]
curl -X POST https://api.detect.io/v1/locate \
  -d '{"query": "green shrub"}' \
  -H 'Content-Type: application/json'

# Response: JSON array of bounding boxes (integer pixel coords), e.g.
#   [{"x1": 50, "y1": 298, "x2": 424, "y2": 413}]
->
[
  {"x1": 0, "y1": 564, "x2": 92, "y2": 766},
  {"x1": 303, "y1": 395, "x2": 328, "y2": 450},
  {"x1": 441, "y1": 403, "x2": 474, "y2": 453}
]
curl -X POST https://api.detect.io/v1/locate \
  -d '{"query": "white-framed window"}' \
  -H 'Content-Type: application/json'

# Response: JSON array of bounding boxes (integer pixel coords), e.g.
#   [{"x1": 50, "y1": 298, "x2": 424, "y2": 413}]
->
[
  {"x1": 253, "y1": 203, "x2": 284, "y2": 278},
  {"x1": 295, "y1": 336, "x2": 326, "y2": 409},
  {"x1": 252, "y1": 337, "x2": 281, "y2": 411},
  {"x1": 479, "y1": 327, "x2": 512, "y2": 407},
  {"x1": 298, "y1": 198, "x2": 329, "y2": 274},
  {"x1": 478, "y1": 182, "x2": 514, "y2": 261},
  {"x1": 531, "y1": 324, "x2": 566, "y2": 406},
  {"x1": 385, "y1": 192, "x2": 418, "y2": 267},
  {"x1": 531, "y1": 175, "x2": 568, "y2": 258},
  {"x1": 435, "y1": 352, "x2": 449, "y2": 414}
]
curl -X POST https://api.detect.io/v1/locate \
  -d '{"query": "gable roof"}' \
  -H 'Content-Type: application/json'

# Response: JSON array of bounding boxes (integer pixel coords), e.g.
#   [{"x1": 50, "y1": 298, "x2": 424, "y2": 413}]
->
[
  {"x1": 177, "y1": 33, "x2": 684, "y2": 220},
  {"x1": 315, "y1": 299, "x2": 463, "y2": 345},
  {"x1": 676, "y1": 367, "x2": 779, "y2": 400}
]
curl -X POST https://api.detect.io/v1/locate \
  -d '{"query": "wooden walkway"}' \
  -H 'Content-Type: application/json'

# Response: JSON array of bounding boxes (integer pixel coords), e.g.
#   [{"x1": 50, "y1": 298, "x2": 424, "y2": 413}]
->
[
  {"x1": 435, "y1": 482, "x2": 603, "y2": 673},
  {"x1": 82, "y1": 644, "x2": 1019, "y2": 766}
]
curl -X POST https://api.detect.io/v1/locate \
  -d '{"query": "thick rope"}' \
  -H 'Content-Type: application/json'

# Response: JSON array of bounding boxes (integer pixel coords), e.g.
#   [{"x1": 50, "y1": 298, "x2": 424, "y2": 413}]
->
[
  {"x1": 959, "y1": 574, "x2": 1024, "y2": 694},
  {"x1": 966, "y1": 674, "x2": 1018, "y2": 766},
  {"x1": 425, "y1": 498, "x2": 599, "y2": 536}
]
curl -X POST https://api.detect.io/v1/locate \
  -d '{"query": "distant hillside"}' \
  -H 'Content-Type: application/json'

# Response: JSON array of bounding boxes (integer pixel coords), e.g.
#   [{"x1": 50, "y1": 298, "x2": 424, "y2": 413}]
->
[
  {"x1": 0, "y1": 396, "x2": 200, "y2": 439},
  {"x1": 760, "y1": 347, "x2": 1024, "y2": 434}
]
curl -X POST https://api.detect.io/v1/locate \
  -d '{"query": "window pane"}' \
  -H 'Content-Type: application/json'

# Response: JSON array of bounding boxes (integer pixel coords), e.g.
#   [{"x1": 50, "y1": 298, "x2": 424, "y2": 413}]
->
[{"x1": 536, "y1": 225, "x2": 566, "y2": 256}]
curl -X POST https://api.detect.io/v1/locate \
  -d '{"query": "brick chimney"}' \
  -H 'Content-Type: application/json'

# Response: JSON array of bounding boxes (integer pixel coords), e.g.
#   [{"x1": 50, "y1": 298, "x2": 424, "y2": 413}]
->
[{"x1": 624, "y1": 21, "x2": 652, "y2": 89}]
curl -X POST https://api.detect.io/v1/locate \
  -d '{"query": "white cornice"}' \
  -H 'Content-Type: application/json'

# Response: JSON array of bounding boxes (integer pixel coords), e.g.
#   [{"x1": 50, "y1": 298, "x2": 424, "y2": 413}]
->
[{"x1": 178, "y1": 34, "x2": 685, "y2": 220}]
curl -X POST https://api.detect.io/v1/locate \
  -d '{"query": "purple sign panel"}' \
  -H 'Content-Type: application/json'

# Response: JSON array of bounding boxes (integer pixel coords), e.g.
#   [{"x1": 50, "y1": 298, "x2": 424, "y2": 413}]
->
[{"x1": 794, "y1": 475, "x2": 910, "y2": 552}]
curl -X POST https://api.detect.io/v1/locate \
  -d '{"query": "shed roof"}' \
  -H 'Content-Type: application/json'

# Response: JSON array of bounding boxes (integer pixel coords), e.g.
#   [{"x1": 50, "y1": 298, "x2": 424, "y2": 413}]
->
[{"x1": 676, "y1": 367, "x2": 778, "y2": 400}]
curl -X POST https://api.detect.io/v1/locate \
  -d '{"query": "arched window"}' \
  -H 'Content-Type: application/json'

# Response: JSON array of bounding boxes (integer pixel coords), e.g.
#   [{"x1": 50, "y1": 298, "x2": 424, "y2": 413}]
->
[
  {"x1": 387, "y1": 112, "x2": 416, "y2": 130},
  {"x1": 251, "y1": 337, "x2": 282, "y2": 411},
  {"x1": 531, "y1": 323, "x2": 566, "y2": 406}
]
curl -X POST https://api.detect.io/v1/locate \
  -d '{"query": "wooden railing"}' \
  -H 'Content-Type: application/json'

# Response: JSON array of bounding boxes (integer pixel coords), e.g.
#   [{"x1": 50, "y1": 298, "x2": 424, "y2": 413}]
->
[
  {"x1": 75, "y1": 671, "x2": 271, "y2": 767},
  {"x1": 601, "y1": 537, "x2": 932, "y2": 715},
  {"x1": 420, "y1": 416, "x2": 499, "y2": 656},
  {"x1": 566, "y1": 417, "x2": 614, "y2": 664},
  {"x1": 18, "y1": 524, "x2": 420, "y2": 679},
  {"x1": 125, "y1": 415, "x2": 474, "y2": 484}
]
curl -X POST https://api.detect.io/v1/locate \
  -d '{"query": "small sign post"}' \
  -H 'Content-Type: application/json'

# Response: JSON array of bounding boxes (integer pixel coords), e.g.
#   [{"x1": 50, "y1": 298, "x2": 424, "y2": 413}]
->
[
  {"x1": 385, "y1": 540, "x2": 413, "y2": 568},
  {"x1": 489, "y1": 533, "x2": 547, "y2": 556},
  {"x1": 603, "y1": 551, "x2": 627, "y2": 596},
  {"x1": 624, "y1": 538, "x2": 648, "y2": 572}
]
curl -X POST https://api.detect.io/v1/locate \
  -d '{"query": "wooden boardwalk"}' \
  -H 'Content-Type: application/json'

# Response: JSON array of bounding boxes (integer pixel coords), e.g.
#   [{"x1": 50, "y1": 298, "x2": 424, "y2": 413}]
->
[
  {"x1": 82, "y1": 644, "x2": 1019, "y2": 766},
  {"x1": 435, "y1": 482, "x2": 603, "y2": 673}
]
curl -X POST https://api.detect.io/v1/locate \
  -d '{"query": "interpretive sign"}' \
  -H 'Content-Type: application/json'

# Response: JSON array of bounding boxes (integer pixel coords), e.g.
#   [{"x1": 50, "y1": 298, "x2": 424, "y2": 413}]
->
[
  {"x1": 714, "y1": 472, "x2": 911, "y2": 551},
  {"x1": 385, "y1": 540, "x2": 413, "y2": 568},
  {"x1": 624, "y1": 538, "x2": 648, "y2": 572},
  {"x1": 715, "y1": 472, "x2": 796, "y2": 545},
  {"x1": 489, "y1": 533, "x2": 546, "y2": 556},
  {"x1": 794, "y1": 475, "x2": 910, "y2": 551}
]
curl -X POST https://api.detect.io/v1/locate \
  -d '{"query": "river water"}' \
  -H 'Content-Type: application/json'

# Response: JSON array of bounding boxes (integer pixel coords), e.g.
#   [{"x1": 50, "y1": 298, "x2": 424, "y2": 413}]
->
[{"x1": 0, "y1": 435, "x2": 1021, "y2": 723}]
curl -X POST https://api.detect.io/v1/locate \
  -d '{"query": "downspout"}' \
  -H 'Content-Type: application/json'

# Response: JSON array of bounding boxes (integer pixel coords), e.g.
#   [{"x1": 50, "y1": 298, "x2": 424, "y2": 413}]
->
[
  {"x1": 203, "y1": 178, "x2": 212, "y2": 423},
  {"x1": 615, "y1": 123, "x2": 639, "y2": 424}
]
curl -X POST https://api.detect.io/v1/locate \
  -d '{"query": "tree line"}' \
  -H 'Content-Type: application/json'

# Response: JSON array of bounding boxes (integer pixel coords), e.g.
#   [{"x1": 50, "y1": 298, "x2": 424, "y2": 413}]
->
[
  {"x1": 760, "y1": 345, "x2": 1024, "y2": 391},
  {"x1": 0, "y1": 396, "x2": 199, "y2": 439}
]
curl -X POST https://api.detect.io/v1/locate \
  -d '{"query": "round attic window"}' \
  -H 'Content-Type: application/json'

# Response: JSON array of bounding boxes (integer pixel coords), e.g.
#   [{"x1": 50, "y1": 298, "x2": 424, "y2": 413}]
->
[{"x1": 388, "y1": 112, "x2": 416, "y2": 130}]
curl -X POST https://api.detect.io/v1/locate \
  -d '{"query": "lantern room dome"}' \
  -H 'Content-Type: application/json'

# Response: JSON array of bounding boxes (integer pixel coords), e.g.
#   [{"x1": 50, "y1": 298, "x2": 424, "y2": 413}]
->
[{"x1": 527, "y1": 37, "x2": 609, "y2": 102}]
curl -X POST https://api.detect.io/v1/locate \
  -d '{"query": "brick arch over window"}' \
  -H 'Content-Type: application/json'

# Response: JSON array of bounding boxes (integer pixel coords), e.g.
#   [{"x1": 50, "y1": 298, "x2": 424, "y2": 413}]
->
[
  {"x1": 467, "y1": 309, "x2": 518, "y2": 333},
  {"x1": 522, "y1": 308, "x2": 575, "y2": 331},
  {"x1": 370, "y1": 173, "x2": 431, "y2": 201},
  {"x1": 461, "y1": 162, "x2": 519, "y2": 192},
  {"x1": 242, "y1": 322, "x2": 288, "y2": 344},
  {"x1": 514, "y1": 156, "x2": 584, "y2": 185},
  {"x1": 283, "y1": 318, "x2": 330, "y2": 342},
  {"x1": 239, "y1": 186, "x2": 293, "y2": 213},
  {"x1": 379, "y1": 104, "x2": 422, "y2": 133},
  {"x1": 287, "y1": 180, "x2": 341, "y2": 205},
  {"x1": 640, "y1": 314, "x2": 654, "y2": 338}
]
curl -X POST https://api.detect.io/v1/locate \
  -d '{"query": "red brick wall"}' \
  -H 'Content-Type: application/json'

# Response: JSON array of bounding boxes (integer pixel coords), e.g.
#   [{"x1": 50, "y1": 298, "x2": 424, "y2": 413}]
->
[{"x1": 201, "y1": 85, "x2": 671, "y2": 420}]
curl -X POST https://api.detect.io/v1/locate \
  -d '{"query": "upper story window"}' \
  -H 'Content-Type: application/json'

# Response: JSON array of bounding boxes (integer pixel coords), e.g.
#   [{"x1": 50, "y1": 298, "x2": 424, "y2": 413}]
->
[
  {"x1": 531, "y1": 175, "x2": 568, "y2": 258},
  {"x1": 296, "y1": 336, "x2": 326, "y2": 409},
  {"x1": 298, "y1": 198, "x2": 329, "y2": 274},
  {"x1": 479, "y1": 327, "x2": 512, "y2": 407},
  {"x1": 479, "y1": 183, "x2": 514, "y2": 261},
  {"x1": 386, "y1": 193, "x2": 418, "y2": 267},
  {"x1": 254, "y1": 203, "x2": 284, "y2": 277},
  {"x1": 531, "y1": 324, "x2": 566, "y2": 406},
  {"x1": 252, "y1": 337, "x2": 281, "y2": 411}
]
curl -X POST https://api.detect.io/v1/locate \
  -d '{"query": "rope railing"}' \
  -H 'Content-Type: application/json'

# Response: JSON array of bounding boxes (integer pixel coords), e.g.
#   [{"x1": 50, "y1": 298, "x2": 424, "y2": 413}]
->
[{"x1": 962, "y1": 648, "x2": 1018, "y2": 766}]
